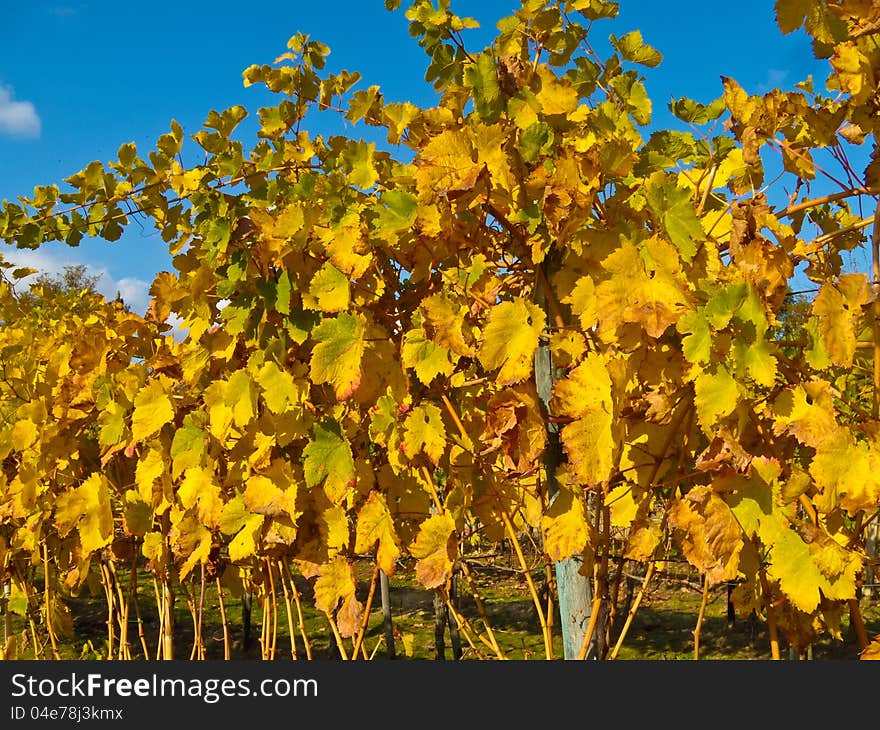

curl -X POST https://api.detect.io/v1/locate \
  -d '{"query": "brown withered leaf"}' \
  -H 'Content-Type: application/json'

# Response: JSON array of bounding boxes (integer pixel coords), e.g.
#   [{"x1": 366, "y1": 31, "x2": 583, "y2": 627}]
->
[
  {"x1": 668, "y1": 485, "x2": 743, "y2": 586},
  {"x1": 696, "y1": 427, "x2": 753, "y2": 473},
  {"x1": 481, "y1": 384, "x2": 547, "y2": 473}
]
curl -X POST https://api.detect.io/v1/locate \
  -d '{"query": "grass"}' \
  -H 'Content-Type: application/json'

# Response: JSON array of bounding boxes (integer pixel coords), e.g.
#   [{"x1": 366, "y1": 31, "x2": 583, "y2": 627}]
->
[{"x1": 4, "y1": 555, "x2": 878, "y2": 661}]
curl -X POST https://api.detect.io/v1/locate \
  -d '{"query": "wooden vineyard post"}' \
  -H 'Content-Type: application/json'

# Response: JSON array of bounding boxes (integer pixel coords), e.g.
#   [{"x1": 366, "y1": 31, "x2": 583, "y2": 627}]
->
[
  {"x1": 535, "y1": 259, "x2": 593, "y2": 659},
  {"x1": 379, "y1": 570, "x2": 396, "y2": 659}
]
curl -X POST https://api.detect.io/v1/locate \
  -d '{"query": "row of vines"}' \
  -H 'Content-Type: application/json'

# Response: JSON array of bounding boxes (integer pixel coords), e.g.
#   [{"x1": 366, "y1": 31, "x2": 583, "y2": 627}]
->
[{"x1": 1, "y1": 0, "x2": 880, "y2": 660}]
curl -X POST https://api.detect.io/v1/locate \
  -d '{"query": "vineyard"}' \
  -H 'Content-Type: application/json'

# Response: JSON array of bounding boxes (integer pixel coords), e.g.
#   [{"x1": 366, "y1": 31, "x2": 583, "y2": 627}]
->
[{"x1": 2, "y1": 0, "x2": 880, "y2": 661}]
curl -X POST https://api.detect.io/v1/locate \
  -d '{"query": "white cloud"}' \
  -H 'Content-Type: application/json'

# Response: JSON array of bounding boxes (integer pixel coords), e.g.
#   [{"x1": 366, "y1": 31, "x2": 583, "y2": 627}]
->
[
  {"x1": 756, "y1": 69, "x2": 789, "y2": 94},
  {"x1": 112, "y1": 277, "x2": 151, "y2": 314},
  {"x1": 0, "y1": 86, "x2": 41, "y2": 139}
]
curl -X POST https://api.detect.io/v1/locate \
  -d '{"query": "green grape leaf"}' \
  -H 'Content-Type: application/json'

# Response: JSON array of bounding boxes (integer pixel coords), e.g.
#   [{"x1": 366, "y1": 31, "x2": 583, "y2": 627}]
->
[
  {"x1": 303, "y1": 419, "x2": 355, "y2": 504},
  {"x1": 310, "y1": 313, "x2": 366, "y2": 400}
]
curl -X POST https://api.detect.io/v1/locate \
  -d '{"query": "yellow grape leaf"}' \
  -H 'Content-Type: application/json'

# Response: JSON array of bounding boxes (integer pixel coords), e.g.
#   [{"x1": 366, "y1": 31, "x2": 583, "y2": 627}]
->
[
  {"x1": 244, "y1": 473, "x2": 298, "y2": 519},
  {"x1": 606, "y1": 483, "x2": 640, "y2": 529},
  {"x1": 313, "y1": 556, "x2": 356, "y2": 614},
  {"x1": 228, "y1": 514, "x2": 265, "y2": 563},
  {"x1": 552, "y1": 352, "x2": 612, "y2": 418},
  {"x1": 135, "y1": 446, "x2": 166, "y2": 507},
  {"x1": 668, "y1": 485, "x2": 742, "y2": 586},
  {"x1": 760, "y1": 516, "x2": 825, "y2": 613},
  {"x1": 409, "y1": 512, "x2": 456, "y2": 589},
  {"x1": 79, "y1": 477, "x2": 114, "y2": 555},
  {"x1": 355, "y1": 492, "x2": 400, "y2": 575},
  {"x1": 478, "y1": 299, "x2": 545, "y2": 385},
  {"x1": 343, "y1": 139, "x2": 379, "y2": 189},
  {"x1": 401, "y1": 329, "x2": 456, "y2": 386},
  {"x1": 98, "y1": 400, "x2": 128, "y2": 449},
  {"x1": 812, "y1": 274, "x2": 871, "y2": 368},
  {"x1": 305, "y1": 262, "x2": 350, "y2": 313},
  {"x1": 830, "y1": 41, "x2": 875, "y2": 103},
  {"x1": 54, "y1": 475, "x2": 114, "y2": 555},
  {"x1": 771, "y1": 381, "x2": 838, "y2": 449},
  {"x1": 170, "y1": 511, "x2": 213, "y2": 580},
  {"x1": 535, "y1": 66, "x2": 579, "y2": 115},
  {"x1": 420, "y1": 294, "x2": 475, "y2": 357},
  {"x1": 203, "y1": 371, "x2": 256, "y2": 442},
  {"x1": 559, "y1": 414, "x2": 615, "y2": 487},
  {"x1": 596, "y1": 242, "x2": 687, "y2": 339},
  {"x1": 178, "y1": 466, "x2": 224, "y2": 528},
  {"x1": 256, "y1": 361, "x2": 297, "y2": 415},
  {"x1": 624, "y1": 522, "x2": 662, "y2": 561},
  {"x1": 552, "y1": 353, "x2": 614, "y2": 485},
  {"x1": 321, "y1": 217, "x2": 372, "y2": 279},
  {"x1": 122, "y1": 491, "x2": 153, "y2": 537},
  {"x1": 169, "y1": 163, "x2": 208, "y2": 196},
  {"x1": 402, "y1": 403, "x2": 447, "y2": 464},
  {"x1": 226, "y1": 370, "x2": 256, "y2": 427},
  {"x1": 807, "y1": 526, "x2": 861, "y2": 591},
  {"x1": 142, "y1": 532, "x2": 166, "y2": 566},
  {"x1": 310, "y1": 313, "x2": 366, "y2": 400},
  {"x1": 219, "y1": 495, "x2": 249, "y2": 536},
  {"x1": 548, "y1": 330, "x2": 586, "y2": 369},
  {"x1": 694, "y1": 367, "x2": 739, "y2": 434},
  {"x1": 809, "y1": 429, "x2": 880, "y2": 516},
  {"x1": 541, "y1": 486, "x2": 589, "y2": 562},
  {"x1": 11, "y1": 419, "x2": 38, "y2": 451},
  {"x1": 861, "y1": 641, "x2": 880, "y2": 660},
  {"x1": 131, "y1": 380, "x2": 174, "y2": 442},
  {"x1": 414, "y1": 128, "x2": 483, "y2": 197}
]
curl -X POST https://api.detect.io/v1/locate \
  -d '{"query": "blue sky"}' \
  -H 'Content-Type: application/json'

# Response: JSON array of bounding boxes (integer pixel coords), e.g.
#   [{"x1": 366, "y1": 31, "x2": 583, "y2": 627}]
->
[{"x1": 0, "y1": 1, "x2": 840, "y2": 313}]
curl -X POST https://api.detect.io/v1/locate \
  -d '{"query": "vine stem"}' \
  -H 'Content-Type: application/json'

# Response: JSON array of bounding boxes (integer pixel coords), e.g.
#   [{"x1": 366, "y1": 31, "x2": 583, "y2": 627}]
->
[
  {"x1": 276, "y1": 559, "x2": 298, "y2": 660},
  {"x1": 265, "y1": 559, "x2": 278, "y2": 660},
  {"x1": 282, "y1": 561, "x2": 312, "y2": 660},
  {"x1": 327, "y1": 614, "x2": 349, "y2": 660},
  {"x1": 608, "y1": 560, "x2": 656, "y2": 660},
  {"x1": 443, "y1": 598, "x2": 494, "y2": 659},
  {"x1": 440, "y1": 394, "x2": 470, "y2": 447},
  {"x1": 216, "y1": 578, "x2": 231, "y2": 660},
  {"x1": 693, "y1": 573, "x2": 711, "y2": 660},
  {"x1": 782, "y1": 185, "x2": 877, "y2": 217},
  {"x1": 848, "y1": 598, "x2": 870, "y2": 651},
  {"x1": 131, "y1": 559, "x2": 150, "y2": 659},
  {"x1": 534, "y1": 264, "x2": 566, "y2": 330},
  {"x1": 152, "y1": 575, "x2": 163, "y2": 660},
  {"x1": 196, "y1": 564, "x2": 207, "y2": 660},
  {"x1": 458, "y1": 561, "x2": 505, "y2": 659},
  {"x1": 351, "y1": 566, "x2": 379, "y2": 661},
  {"x1": 107, "y1": 561, "x2": 129, "y2": 659},
  {"x1": 419, "y1": 466, "x2": 443, "y2": 513},
  {"x1": 759, "y1": 571, "x2": 781, "y2": 660},
  {"x1": 500, "y1": 510, "x2": 553, "y2": 659},
  {"x1": 161, "y1": 574, "x2": 174, "y2": 660},
  {"x1": 42, "y1": 543, "x2": 60, "y2": 660},
  {"x1": 98, "y1": 561, "x2": 116, "y2": 659},
  {"x1": 575, "y1": 592, "x2": 604, "y2": 660}
]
